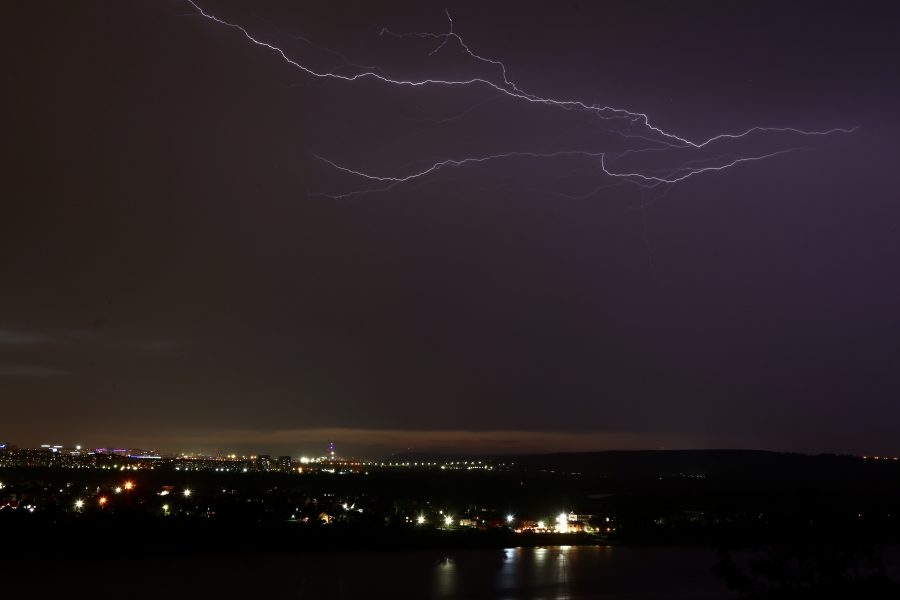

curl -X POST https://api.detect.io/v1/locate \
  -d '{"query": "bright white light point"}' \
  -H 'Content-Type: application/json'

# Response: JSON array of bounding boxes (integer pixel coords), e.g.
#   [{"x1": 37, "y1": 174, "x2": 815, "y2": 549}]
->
[
  {"x1": 556, "y1": 512, "x2": 568, "y2": 533},
  {"x1": 537, "y1": 520, "x2": 545, "y2": 530},
  {"x1": 342, "y1": 503, "x2": 348, "y2": 510},
  {"x1": 74, "y1": 499, "x2": 84, "y2": 509},
  {"x1": 114, "y1": 486, "x2": 122, "y2": 494},
  {"x1": 417, "y1": 515, "x2": 426, "y2": 525},
  {"x1": 183, "y1": 489, "x2": 192, "y2": 497},
  {"x1": 162, "y1": 504, "x2": 169, "y2": 512},
  {"x1": 506, "y1": 514, "x2": 514, "y2": 523},
  {"x1": 444, "y1": 515, "x2": 453, "y2": 527}
]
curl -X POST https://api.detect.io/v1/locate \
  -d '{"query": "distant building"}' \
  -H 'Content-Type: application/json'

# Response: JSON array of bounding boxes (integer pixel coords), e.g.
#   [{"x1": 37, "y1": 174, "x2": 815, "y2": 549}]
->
[
  {"x1": 277, "y1": 456, "x2": 292, "y2": 471},
  {"x1": 257, "y1": 455, "x2": 273, "y2": 471},
  {"x1": 568, "y1": 512, "x2": 594, "y2": 523},
  {"x1": 566, "y1": 520, "x2": 586, "y2": 533}
]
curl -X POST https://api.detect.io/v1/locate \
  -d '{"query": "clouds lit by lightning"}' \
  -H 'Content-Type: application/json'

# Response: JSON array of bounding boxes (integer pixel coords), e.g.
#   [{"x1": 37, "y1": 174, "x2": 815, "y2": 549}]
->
[{"x1": 185, "y1": 1, "x2": 855, "y2": 198}]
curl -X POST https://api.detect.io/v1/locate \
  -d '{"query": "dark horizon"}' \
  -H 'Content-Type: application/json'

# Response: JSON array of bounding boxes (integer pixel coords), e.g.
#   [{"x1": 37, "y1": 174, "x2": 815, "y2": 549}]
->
[{"x1": 4, "y1": 1, "x2": 900, "y2": 457}]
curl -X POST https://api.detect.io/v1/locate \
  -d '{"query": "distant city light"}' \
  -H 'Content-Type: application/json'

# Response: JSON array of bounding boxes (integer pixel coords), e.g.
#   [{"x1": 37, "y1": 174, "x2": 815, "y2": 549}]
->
[
  {"x1": 74, "y1": 499, "x2": 84, "y2": 510},
  {"x1": 537, "y1": 520, "x2": 545, "y2": 530},
  {"x1": 444, "y1": 515, "x2": 453, "y2": 527},
  {"x1": 417, "y1": 515, "x2": 426, "y2": 525},
  {"x1": 506, "y1": 514, "x2": 514, "y2": 523},
  {"x1": 123, "y1": 481, "x2": 135, "y2": 491},
  {"x1": 98, "y1": 496, "x2": 108, "y2": 506},
  {"x1": 114, "y1": 486, "x2": 122, "y2": 494},
  {"x1": 162, "y1": 504, "x2": 170, "y2": 513},
  {"x1": 183, "y1": 488, "x2": 192, "y2": 498}
]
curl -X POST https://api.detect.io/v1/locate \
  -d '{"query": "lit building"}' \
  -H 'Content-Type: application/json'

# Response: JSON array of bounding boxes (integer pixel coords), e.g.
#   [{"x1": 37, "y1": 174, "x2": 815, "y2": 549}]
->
[{"x1": 568, "y1": 512, "x2": 594, "y2": 523}]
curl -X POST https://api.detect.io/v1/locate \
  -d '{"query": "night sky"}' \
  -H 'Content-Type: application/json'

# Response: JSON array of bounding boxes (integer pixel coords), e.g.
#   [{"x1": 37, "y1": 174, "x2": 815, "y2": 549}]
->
[{"x1": 3, "y1": 1, "x2": 899, "y2": 457}]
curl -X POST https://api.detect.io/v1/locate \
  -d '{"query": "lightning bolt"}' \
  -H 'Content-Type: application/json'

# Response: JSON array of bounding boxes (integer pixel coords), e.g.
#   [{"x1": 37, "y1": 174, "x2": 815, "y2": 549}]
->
[{"x1": 184, "y1": 1, "x2": 855, "y2": 197}]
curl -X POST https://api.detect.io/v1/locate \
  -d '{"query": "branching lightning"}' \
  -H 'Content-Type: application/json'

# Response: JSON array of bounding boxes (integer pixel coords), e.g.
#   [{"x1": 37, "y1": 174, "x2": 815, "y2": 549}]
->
[{"x1": 185, "y1": 1, "x2": 855, "y2": 198}]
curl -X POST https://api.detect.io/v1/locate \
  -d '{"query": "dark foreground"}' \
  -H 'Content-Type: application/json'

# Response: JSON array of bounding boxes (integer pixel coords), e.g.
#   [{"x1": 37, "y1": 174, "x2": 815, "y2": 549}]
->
[
  {"x1": 5, "y1": 451, "x2": 900, "y2": 597},
  {"x1": 4, "y1": 545, "x2": 900, "y2": 600}
]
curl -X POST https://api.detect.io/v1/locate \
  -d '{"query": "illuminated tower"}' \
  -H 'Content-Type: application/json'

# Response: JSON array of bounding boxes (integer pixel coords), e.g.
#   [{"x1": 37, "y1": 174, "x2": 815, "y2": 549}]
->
[{"x1": 328, "y1": 441, "x2": 336, "y2": 459}]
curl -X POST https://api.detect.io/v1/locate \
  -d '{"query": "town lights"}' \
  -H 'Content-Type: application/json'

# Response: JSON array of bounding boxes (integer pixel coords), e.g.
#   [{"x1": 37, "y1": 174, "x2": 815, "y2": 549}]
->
[
  {"x1": 123, "y1": 481, "x2": 134, "y2": 491},
  {"x1": 74, "y1": 499, "x2": 84, "y2": 510},
  {"x1": 506, "y1": 514, "x2": 514, "y2": 524},
  {"x1": 114, "y1": 486, "x2": 122, "y2": 494},
  {"x1": 444, "y1": 515, "x2": 453, "y2": 527},
  {"x1": 98, "y1": 497, "x2": 108, "y2": 506},
  {"x1": 416, "y1": 515, "x2": 426, "y2": 525},
  {"x1": 162, "y1": 504, "x2": 170, "y2": 514},
  {"x1": 183, "y1": 488, "x2": 192, "y2": 498}
]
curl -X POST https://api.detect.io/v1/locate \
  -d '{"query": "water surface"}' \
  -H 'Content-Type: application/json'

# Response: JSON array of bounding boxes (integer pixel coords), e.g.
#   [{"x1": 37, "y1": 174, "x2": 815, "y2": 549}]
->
[{"x1": 5, "y1": 545, "x2": 732, "y2": 599}]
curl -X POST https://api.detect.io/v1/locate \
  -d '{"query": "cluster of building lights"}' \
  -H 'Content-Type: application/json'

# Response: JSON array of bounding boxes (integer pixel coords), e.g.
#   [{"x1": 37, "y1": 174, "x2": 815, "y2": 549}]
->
[
  {"x1": 64, "y1": 480, "x2": 195, "y2": 513},
  {"x1": 1, "y1": 443, "x2": 524, "y2": 478},
  {"x1": 406, "y1": 509, "x2": 608, "y2": 535}
]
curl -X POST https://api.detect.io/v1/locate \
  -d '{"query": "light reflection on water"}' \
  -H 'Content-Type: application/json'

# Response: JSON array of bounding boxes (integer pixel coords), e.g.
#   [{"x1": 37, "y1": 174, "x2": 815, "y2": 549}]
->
[
  {"x1": 494, "y1": 546, "x2": 595, "y2": 600},
  {"x1": 434, "y1": 556, "x2": 459, "y2": 598},
  {"x1": 427, "y1": 545, "x2": 726, "y2": 600}
]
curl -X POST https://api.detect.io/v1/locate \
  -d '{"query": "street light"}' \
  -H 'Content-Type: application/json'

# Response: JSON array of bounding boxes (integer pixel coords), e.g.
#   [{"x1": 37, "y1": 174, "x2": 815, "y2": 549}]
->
[{"x1": 183, "y1": 488, "x2": 192, "y2": 498}]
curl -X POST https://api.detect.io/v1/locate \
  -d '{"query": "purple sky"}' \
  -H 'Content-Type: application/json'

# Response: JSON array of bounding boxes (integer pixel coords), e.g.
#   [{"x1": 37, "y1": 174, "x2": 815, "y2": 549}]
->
[{"x1": 3, "y1": 1, "x2": 899, "y2": 457}]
